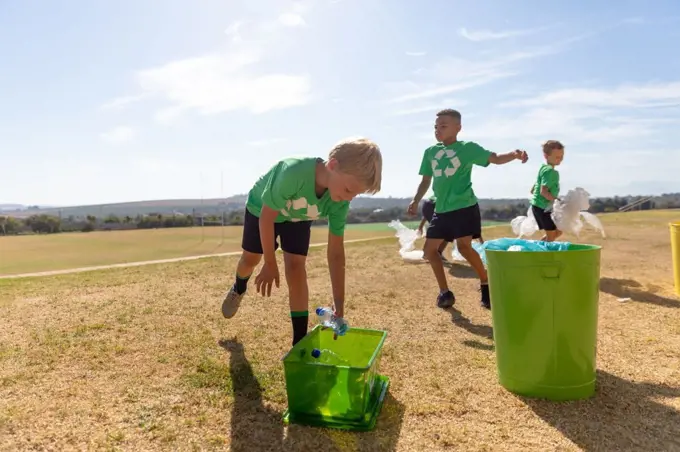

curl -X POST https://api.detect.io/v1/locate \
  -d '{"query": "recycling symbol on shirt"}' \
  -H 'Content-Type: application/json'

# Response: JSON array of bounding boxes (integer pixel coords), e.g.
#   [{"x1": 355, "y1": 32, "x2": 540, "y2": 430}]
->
[
  {"x1": 431, "y1": 148, "x2": 461, "y2": 178},
  {"x1": 280, "y1": 197, "x2": 320, "y2": 221}
]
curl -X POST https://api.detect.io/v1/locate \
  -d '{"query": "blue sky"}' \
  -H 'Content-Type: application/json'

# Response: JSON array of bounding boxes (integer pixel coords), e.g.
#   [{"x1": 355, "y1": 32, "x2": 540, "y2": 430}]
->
[{"x1": 2, "y1": 0, "x2": 679, "y2": 206}]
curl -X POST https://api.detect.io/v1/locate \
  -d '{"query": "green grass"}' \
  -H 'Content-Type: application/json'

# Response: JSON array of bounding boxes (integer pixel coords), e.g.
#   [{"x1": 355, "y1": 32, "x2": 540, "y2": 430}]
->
[
  {"x1": 346, "y1": 220, "x2": 506, "y2": 231},
  {"x1": 0, "y1": 225, "x2": 387, "y2": 276},
  {"x1": 1, "y1": 211, "x2": 678, "y2": 451}
]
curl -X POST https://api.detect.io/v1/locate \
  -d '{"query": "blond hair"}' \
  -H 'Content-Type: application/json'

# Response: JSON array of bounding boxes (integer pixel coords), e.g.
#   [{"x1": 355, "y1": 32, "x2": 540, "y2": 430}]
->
[{"x1": 328, "y1": 137, "x2": 382, "y2": 194}]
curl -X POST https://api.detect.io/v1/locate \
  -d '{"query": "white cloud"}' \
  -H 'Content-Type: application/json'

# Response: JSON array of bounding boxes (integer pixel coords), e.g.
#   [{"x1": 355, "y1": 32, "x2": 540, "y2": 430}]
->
[
  {"x1": 279, "y1": 12, "x2": 306, "y2": 27},
  {"x1": 385, "y1": 30, "x2": 596, "y2": 105},
  {"x1": 501, "y1": 82, "x2": 680, "y2": 109},
  {"x1": 390, "y1": 99, "x2": 468, "y2": 116},
  {"x1": 406, "y1": 51, "x2": 426, "y2": 57},
  {"x1": 458, "y1": 26, "x2": 547, "y2": 42},
  {"x1": 462, "y1": 81, "x2": 680, "y2": 147},
  {"x1": 103, "y1": 3, "x2": 315, "y2": 121},
  {"x1": 386, "y1": 47, "x2": 556, "y2": 104},
  {"x1": 133, "y1": 51, "x2": 311, "y2": 119},
  {"x1": 100, "y1": 126, "x2": 135, "y2": 144},
  {"x1": 225, "y1": 21, "x2": 244, "y2": 42},
  {"x1": 248, "y1": 137, "x2": 288, "y2": 146},
  {"x1": 99, "y1": 94, "x2": 148, "y2": 111}
]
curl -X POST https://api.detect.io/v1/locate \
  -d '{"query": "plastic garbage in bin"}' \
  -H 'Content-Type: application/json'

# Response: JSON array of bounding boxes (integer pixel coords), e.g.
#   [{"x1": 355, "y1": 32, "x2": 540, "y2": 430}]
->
[{"x1": 473, "y1": 238, "x2": 571, "y2": 266}]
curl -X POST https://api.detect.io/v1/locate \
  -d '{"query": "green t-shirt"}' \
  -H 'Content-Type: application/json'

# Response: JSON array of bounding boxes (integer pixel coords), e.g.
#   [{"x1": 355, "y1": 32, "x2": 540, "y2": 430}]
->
[
  {"x1": 530, "y1": 164, "x2": 560, "y2": 210},
  {"x1": 246, "y1": 157, "x2": 350, "y2": 236},
  {"x1": 418, "y1": 141, "x2": 492, "y2": 213}
]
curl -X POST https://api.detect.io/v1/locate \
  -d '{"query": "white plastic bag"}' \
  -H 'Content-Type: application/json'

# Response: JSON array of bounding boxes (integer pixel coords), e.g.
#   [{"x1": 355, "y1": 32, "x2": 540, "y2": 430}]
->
[
  {"x1": 387, "y1": 220, "x2": 425, "y2": 261},
  {"x1": 511, "y1": 207, "x2": 539, "y2": 238},
  {"x1": 510, "y1": 187, "x2": 606, "y2": 238}
]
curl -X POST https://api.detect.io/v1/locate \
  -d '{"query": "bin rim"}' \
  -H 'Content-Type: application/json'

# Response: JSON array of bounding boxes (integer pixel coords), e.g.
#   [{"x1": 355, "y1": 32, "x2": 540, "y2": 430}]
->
[
  {"x1": 485, "y1": 242, "x2": 601, "y2": 254},
  {"x1": 670, "y1": 221, "x2": 680, "y2": 230},
  {"x1": 281, "y1": 325, "x2": 388, "y2": 371}
]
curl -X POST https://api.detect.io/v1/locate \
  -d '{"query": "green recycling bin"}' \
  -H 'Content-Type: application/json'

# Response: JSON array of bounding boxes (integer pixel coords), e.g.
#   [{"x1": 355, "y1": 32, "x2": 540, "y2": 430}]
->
[{"x1": 486, "y1": 243, "x2": 601, "y2": 401}]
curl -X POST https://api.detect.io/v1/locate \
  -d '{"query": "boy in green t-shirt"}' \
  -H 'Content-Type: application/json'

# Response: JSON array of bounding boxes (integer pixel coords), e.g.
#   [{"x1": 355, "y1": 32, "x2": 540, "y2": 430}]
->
[
  {"x1": 529, "y1": 140, "x2": 564, "y2": 242},
  {"x1": 407, "y1": 109, "x2": 528, "y2": 310},
  {"x1": 221, "y1": 138, "x2": 383, "y2": 345}
]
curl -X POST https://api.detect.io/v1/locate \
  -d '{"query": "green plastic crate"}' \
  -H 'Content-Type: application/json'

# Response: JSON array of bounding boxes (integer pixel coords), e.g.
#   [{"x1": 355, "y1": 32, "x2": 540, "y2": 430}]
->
[{"x1": 281, "y1": 325, "x2": 389, "y2": 431}]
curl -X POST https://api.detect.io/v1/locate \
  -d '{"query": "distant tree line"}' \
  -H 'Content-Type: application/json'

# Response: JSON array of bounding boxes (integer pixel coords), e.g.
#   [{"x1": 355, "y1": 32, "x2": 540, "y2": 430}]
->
[{"x1": 0, "y1": 194, "x2": 677, "y2": 235}]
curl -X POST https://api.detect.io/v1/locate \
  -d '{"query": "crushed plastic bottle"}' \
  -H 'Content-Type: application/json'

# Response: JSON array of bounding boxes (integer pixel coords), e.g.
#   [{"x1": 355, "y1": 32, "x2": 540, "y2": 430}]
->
[
  {"x1": 315, "y1": 307, "x2": 349, "y2": 336},
  {"x1": 311, "y1": 348, "x2": 350, "y2": 366}
]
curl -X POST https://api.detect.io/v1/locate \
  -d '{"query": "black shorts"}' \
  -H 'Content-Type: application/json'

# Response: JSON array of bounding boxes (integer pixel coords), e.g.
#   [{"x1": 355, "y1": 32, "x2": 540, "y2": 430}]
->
[
  {"x1": 426, "y1": 204, "x2": 482, "y2": 242},
  {"x1": 531, "y1": 205, "x2": 557, "y2": 231},
  {"x1": 422, "y1": 199, "x2": 436, "y2": 223},
  {"x1": 242, "y1": 208, "x2": 313, "y2": 256}
]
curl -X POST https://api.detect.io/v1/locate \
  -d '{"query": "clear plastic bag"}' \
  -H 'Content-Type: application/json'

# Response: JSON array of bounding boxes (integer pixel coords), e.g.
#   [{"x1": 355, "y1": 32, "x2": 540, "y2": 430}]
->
[
  {"x1": 387, "y1": 220, "x2": 425, "y2": 261},
  {"x1": 511, "y1": 187, "x2": 606, "y2": 238}
]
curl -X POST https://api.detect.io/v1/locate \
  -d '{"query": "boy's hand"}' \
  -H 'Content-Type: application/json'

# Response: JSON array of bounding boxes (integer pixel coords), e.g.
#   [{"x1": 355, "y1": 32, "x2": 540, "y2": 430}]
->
[
  {"x1": 514, "y1": 150, "x2": 529, "y2": 163},
  {"x1": 417, "y1": 226, "x2": 424, "y2": 236},
  {"x1": 255, "y1": 261, "x2": 280, "y2": 296},
  {"x1": 407, "y1": 200, "x2": 419, "y2": 216}
]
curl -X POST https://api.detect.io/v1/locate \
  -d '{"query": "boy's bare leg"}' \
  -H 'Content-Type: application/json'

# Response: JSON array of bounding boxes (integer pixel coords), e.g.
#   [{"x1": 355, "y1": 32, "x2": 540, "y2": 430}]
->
[
  {"x1": 424, "y1": 238, "x2": 455, "y2": 308},
  {"x1": 456, "y1": 236, "x2": 487, "y2": 282},
  {"x1": 545, "y1": 230, "x2": 562, "y2": 242},
  {"x1": 424, "y1": 238, "x2": 448, "y2": 290},
  {"x1": 457, "y1": 236, "x2": 491, "y2": 309},
  {"x1": 222, "y1": 250, "x2": 261, "y2": 318},
  {"x1": 284, "y1": 252, "x2": 309, "y2": 345}
]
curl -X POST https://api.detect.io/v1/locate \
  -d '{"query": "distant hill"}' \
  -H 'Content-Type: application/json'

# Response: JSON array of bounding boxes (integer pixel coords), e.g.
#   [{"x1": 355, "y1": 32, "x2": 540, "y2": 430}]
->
[
  {"x1": 0, "y1": 204, "x2": 27, "y2": 211},
  {"x1": 3, "y1": 192, "x2": 679, "y2": 218}
]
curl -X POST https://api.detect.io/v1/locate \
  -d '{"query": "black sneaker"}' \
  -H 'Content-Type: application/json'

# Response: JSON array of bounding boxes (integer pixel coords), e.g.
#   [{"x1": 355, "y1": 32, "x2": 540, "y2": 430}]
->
[
  {"x1": 480, "y1": 284, "x2": 491, "y2": 310},
  {"x1": 437, "y1": 290, "x2": 455, "y2": 309}
]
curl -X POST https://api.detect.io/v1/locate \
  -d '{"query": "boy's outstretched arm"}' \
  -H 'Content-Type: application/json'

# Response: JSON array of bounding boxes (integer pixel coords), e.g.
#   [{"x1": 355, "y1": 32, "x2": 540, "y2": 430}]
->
[
  {"x1": 488, "y1": 150, "x2": 528, "y2": 165},
  {"x1": 327, "y1": 232, "x2": 345, "y2": 318}
]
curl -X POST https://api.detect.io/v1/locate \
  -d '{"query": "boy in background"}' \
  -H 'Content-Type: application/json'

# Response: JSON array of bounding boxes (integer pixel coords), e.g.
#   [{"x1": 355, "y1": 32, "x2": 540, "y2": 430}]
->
[
  {"x1": 408, "y1": 109, "x2": 527, "y2": 310},
  {"x1": 222, "y1": 138, "x2": 383, "y2": 345},
  {"x1": 530, "y1": 140, "x2": 564, "y2": 242},
  {"x1": 417, "y1": 197, "x2": 450, "y2": 261}
]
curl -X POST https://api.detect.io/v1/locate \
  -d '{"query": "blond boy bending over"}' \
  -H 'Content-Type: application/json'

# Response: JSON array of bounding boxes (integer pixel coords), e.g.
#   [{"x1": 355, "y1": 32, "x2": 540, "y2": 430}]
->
[{"x1": 221, "y1": 138, "x2": 383, "y2": 345}]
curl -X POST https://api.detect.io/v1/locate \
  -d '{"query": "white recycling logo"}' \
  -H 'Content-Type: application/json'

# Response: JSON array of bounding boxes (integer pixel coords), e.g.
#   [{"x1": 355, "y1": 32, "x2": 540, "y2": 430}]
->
[
  {"x1": 280, "y1": 197, "x2": 320, "y2": 220},
  {"x1": 431, "y1": 148, "x2": 461, "y2": 178}
]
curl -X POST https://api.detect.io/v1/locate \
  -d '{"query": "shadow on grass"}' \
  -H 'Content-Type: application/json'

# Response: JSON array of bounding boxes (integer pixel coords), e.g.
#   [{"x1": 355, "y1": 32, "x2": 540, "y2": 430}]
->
[
  {"x1": 446, "y1": 262, "x2": 478, "y2": 279},
  {"x1": 462, "y1": 339, "x2": 494, "y2": 351},
  {"x1": 600, "y1": 277, "x2": 679, "y2": 308},
  {"x1": 447, "y1": 307, "x2": 493, "y2": 341},
  {"x1": 220, "y1": 338, "x2": 285, "y2": 452},
  {"x1": 522, "y1": 371, "x2": 680, "y2": 451},
  {"x1": 220, "y1": 338, "x2": 405, "y2": 452}
]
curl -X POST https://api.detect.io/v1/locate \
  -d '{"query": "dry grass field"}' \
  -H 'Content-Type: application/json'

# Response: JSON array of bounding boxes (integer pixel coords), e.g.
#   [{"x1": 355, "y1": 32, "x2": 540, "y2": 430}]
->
[
  {"x1": 1, "y1": 210, "x2": 679, "y2": 451},
  {"x1": 0, "y1": 226, "x2": 385, "y2": 276}
]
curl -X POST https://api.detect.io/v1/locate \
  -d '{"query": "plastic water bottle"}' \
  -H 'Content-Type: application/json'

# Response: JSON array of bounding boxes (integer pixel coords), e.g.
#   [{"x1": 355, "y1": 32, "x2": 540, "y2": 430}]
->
[
  {"x1": 311, "y1": 348, "x2": 350, "y2": 366},
  {"x1": 315, "y1": 307, "x2": 349, "y2": 336}
]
